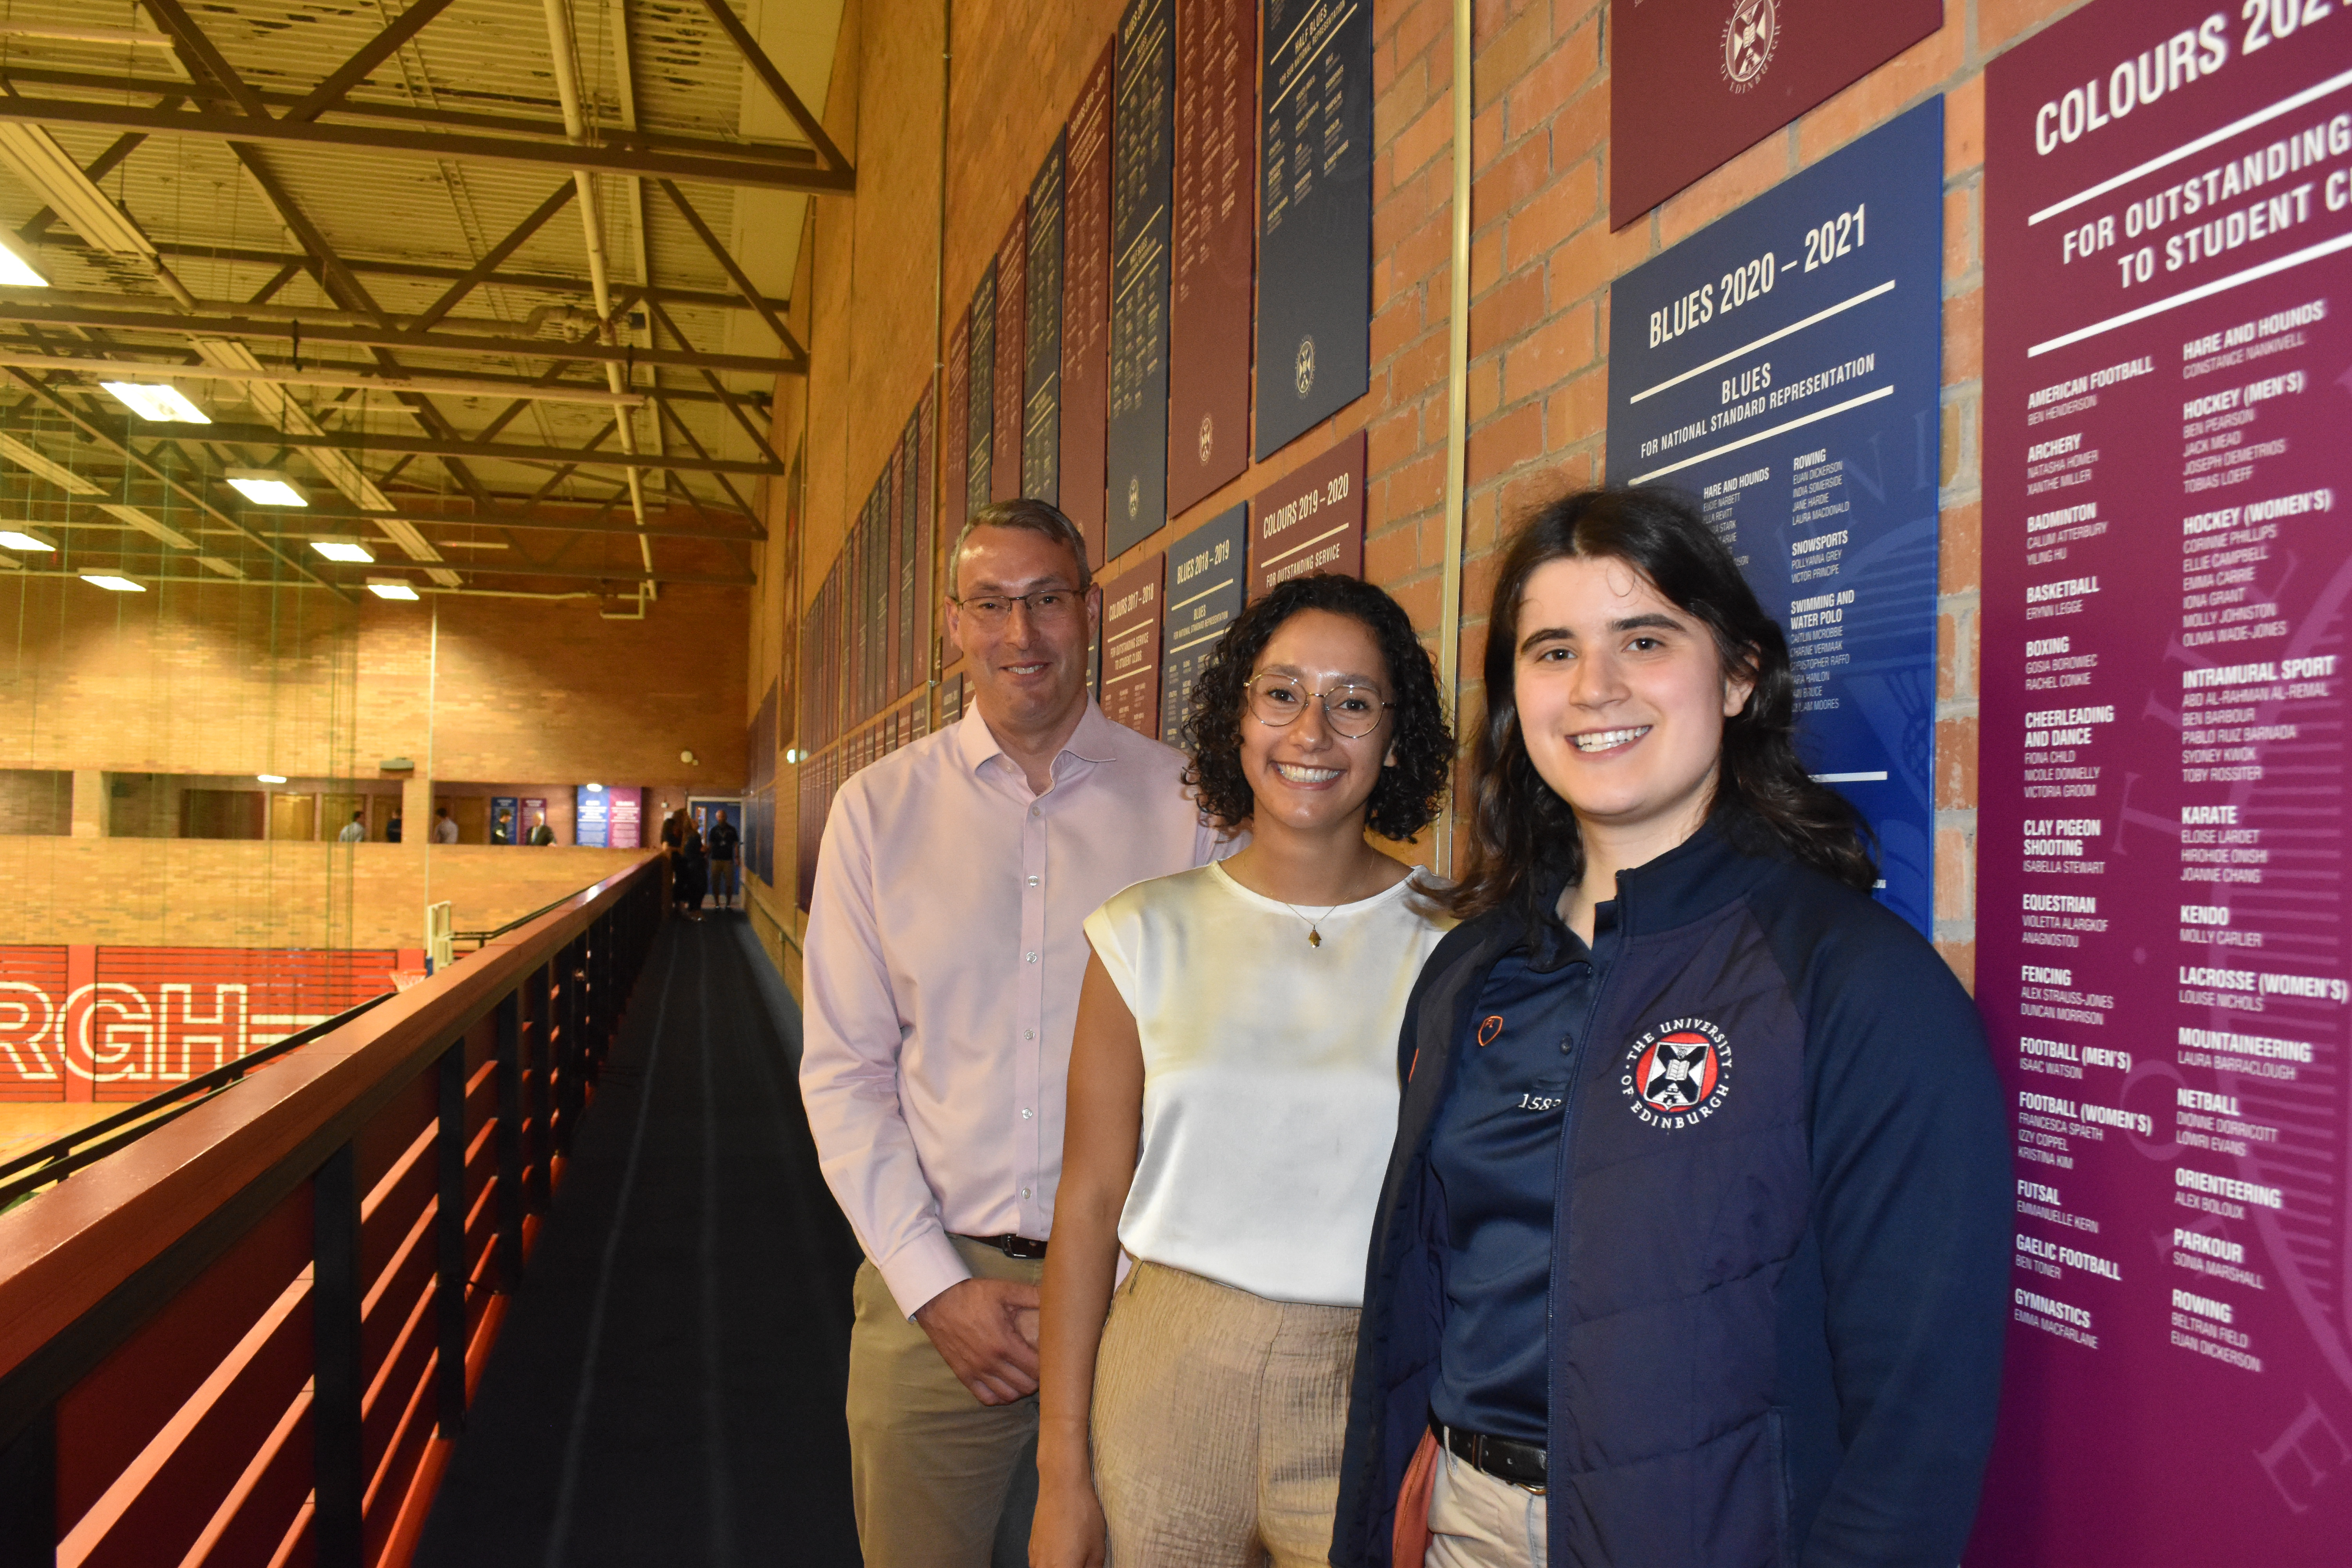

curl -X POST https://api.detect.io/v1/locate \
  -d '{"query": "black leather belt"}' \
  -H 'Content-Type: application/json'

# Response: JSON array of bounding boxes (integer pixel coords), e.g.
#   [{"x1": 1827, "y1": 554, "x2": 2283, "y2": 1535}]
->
[
  {"x1": 1433, "y1": 1416, "x2": 1547, "y2": 1492},
  {"x1": 957, "y1": 1233, "x2": 1048, "y2": 1260}
]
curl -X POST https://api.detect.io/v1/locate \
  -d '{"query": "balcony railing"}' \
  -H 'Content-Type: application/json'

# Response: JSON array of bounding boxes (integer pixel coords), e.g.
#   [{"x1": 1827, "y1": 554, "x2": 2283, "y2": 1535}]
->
[{"x1": 0, "y1": 852, "x2": 665, "y2": 1566}]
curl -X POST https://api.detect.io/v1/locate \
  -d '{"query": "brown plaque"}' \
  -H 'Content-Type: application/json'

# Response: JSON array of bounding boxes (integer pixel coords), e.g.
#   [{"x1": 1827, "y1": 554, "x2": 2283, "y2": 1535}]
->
[
  {"x1": 967, "y1": 261, "x2": 996, "y2": 519},
  {"x1": 1246, "y1": 427, "x2": 1365, "y2": 598},
  {"x1": 1610, "y1": 0, "x2": 1940, "y2": 229},
  {"x1": 1168, "y1": 0, "x2": 1255, "y2": 515},
  {"x1": 945, "y1": 306, "x2": 971, "y2": 547},
  {"x1": 992, "y1": 205, "x2": 1028, "y2": 503},
  {"x1": 1060, "y1": 40, "x2": 1116, "y2": 572},
  {"x1": 1098, "y1": 554, "x2": 1166, "y2": 737}
]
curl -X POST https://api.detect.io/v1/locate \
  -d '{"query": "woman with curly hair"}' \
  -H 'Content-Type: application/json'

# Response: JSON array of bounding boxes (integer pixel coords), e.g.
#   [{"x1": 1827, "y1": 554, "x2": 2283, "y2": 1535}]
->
[{"x1": 1030, "y1": 574, "x2": 1456, "y2": 1568}]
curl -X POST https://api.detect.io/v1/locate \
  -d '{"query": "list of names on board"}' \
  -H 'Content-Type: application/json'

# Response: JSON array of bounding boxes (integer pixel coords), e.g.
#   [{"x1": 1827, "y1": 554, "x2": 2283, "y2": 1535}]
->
[
  {"x1": 1168, "y1": 0, "x2": 1255, "y2": 513},
  {"x1": 1061, "y1": 41, "x2": 1117, "y2": 568},
  {"x1": 1972, "y1": 1, "x2": 2352, "y2": 1561},
  {"x1": 1109, "y1": 0, "x2": 1175, "y2": 558},
  {"x1": 1026, "y1": 138, "x2": 1067, "y2": 505}
]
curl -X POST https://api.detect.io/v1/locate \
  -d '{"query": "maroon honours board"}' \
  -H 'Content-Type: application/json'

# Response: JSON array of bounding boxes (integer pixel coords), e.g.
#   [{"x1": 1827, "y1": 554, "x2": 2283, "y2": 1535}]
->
[
  {"x1": 1062, "y1": 41, "x2": 1117, "y2": 570},
  {"x1": 1025, "y1": 138, "x2": 1067, "y2": 505},
  {"x1": 1168, "y1": 0, "x2": 1255, "y2": 514},
  {"x1": 1973, "y1": 2, "x2": 2352, "y2": 1561},
  {"x1": 1247, "y1": 428, "x2": 1366, "y2": 598},
  {"x1": 1608, "y1": 0, "x2": 1941, "y2": 229},
  {"x1": 1100, "y1": 554, "x2": 1166, "y2": 735}
]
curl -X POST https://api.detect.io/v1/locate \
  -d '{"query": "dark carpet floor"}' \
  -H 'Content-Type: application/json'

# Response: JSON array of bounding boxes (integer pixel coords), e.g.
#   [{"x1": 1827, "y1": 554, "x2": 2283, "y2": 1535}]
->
[{"x1": 414, "y1": 913, "x2": 864, "y2": 1568}]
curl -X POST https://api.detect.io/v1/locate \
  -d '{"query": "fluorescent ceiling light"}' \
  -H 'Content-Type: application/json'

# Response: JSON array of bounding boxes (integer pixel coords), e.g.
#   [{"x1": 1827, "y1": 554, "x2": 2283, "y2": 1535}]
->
[
  {"x1": 584, "y1": 782, "x2": 605, "y2": 792},
  {"x1": 0, "y1": 529, "x2": 55, "y2": 552},
  {"x1": 100, "y1": 381, "x2": 209, "y2": 423},
  {"x1": 0, "y1": 434, "x2": 99, "y2": 495},
  {"x1": 227, "y1": 469, "x2": 307, "y2": 507},
  {"x1": 0, "y1": 124, "x2": 155, "y2": 258},
  {"x1": 311, "y1": 539, "x2": 375, "y2": 564},
  {"x1": 366, "y1": 577, "x2": 419, "y2": 601},
  {"x1": 256, "y1": 773, "x2": 288, "y2": 784},
  {"x1": 98, "y1": 504, "x2": 194, "y2": 549},
  {"x1": 81, "y1": 574, "x2": 143, "y2": 592},
  {"x1": 0, "y1": 239, "x2": 44, "y2": 289}
]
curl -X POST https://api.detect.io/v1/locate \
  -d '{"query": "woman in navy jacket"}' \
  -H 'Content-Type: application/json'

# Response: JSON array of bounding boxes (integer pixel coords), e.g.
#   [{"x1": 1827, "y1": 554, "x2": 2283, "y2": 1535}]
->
[{"x1": 1332, "y1": 488, "x2": 2008, "y2": 1568}]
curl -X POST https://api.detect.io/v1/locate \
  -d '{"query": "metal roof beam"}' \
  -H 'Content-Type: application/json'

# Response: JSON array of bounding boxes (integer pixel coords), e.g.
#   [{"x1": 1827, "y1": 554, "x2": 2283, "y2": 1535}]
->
[
  {"x1": 282, "y1": 0, "x2": 463, "y2": 123},
  {"x1": 0, "y1": 94, "x2": 853, "y2": 193},
  {"x1": 655, "y1": 179, "x2": 808, "y2": 365},
  {"x1": 114, "y1": 420, "x2": 785, "y2": 475},
  {"x1": 0, "y1": 300, "x2": 797, "y2": 374},
  {"x1": 689, "y1": 0, "x2": 852, "y2": 183},
  {"x1": 143, "y1": 242, "x2": 790, "y2": 320}
]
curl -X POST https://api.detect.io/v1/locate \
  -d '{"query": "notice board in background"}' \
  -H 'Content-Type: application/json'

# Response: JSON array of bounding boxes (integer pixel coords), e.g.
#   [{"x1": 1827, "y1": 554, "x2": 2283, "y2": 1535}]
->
[
  {"x1": 1247, "y1": 428, "x2": 1366, "y2": 598},
  {"x1": 1109, "y1": 0, "x2": 1175, "y2": 558},
  {"x1": 1604, "y1": 100, "x2": 1943, "y2": 936},
  {"x1": 1255, "y1": 0, "x2": 1371, "y2": 457},
  {"x1": 967, "y1": 260, "x2": 996, "y2": 519},
  {"x1": 946, "y1": 304, "x2": 973, "y2": 544},
  {"x1": 993, "y1": 205, "x2": 1029, "y2": 503},
  {"x1": 608, "y1": 787, "x2": 644, "y2": 849},
  {"x1": 574, "y1": 785, "x2": 610, "y2": 847},
  {"x1": 1168, "y1": 0, "x2": 1255, "y2": 514},
  {"x1": 1971, "y1": 3, "x2": 2352, "y2": 1561},
  {"x1": 1161, "y1": 502, "x2": 1247, "y2": 744},
  {"x1": 1100, "y1": 554, "x2": 1166, "y2": 735},
  {"x1": 1062, "y1": 41, "x2": 1117, "y2": 568},
  {"x1": 1026, "y1": 138, "x2": 1066, "y2": 504},
  {"x1": 1609, "y1": 0, "x2": 1942, "y2": 228}
]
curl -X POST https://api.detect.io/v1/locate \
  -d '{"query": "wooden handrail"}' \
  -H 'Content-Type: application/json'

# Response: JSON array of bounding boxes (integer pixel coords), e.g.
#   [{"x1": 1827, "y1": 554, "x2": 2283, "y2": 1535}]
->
[{"x1": 0, "y1": 851, "x2": 666, "y2": 1565}]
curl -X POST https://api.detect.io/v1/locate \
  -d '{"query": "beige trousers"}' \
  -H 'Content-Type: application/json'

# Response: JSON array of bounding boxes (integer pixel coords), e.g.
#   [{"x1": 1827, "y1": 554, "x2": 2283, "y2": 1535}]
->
[
  {"x1": 1091, "y1": 1261, "x2": 1359, "y2": 1568},
  {"x1": 1423, "y1": 1444, "x2": 1548, "y2": 1568},
  {"x1": 846, "y1": 1236, "x2": 1044, "y2": 1568}
]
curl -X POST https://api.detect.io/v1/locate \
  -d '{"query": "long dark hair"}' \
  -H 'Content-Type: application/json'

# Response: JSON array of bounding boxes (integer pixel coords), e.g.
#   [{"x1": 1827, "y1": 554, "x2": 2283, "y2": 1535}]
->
[
  {"x1": 1181, "y1": 574, "x2": 1453, "y2": 841},
  {"x1": 1448, "y1": 486, "x2": 1876, "y2": 922}
]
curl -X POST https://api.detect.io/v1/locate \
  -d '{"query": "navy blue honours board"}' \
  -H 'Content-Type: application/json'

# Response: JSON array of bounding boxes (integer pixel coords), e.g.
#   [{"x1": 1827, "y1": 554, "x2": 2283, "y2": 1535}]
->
[
  {"x1": 1025, "y1": 137, "x2": 1066, "y2": 504},
  {"x1": 1109, "y1": 0, "x2": 1175, "y2": 557},
  {"x1": 1604, "y1": 99, "x2": 1944, "y2": 935},
  {"x1": 1160, "y1": 502, "x2": 1247, "y2": 744},
  {"x1": 1255, "y1": 0, "x2": 1371, "y2": 459}
]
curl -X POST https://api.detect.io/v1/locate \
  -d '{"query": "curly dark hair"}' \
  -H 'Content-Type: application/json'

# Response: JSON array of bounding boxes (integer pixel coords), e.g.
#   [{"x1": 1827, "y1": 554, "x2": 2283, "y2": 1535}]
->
[
  {"x1": 1448, "y1": 485, "x2": 1877, "y2": 923},
  {"x1": 1179, "y1": 574, "x2": 1453, "y2": 841}
]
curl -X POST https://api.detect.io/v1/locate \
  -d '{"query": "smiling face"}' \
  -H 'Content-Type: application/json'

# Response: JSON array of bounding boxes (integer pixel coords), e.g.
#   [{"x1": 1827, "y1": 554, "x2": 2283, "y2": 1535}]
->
[
  {"x1": 1512, "y1": 555, "x2": 1753, "y2": 863},
  {"x1": 946, "y1": 524, "x2": 1094, "y2": 739},
  {"x1": 1240, "y1": 608, "x2": 1395, "y2": 838}
]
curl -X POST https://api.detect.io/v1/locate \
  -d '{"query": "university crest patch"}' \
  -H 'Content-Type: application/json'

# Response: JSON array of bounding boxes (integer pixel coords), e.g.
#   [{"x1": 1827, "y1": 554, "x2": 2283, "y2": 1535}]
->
[{"x1": 1620, "y1": 1017, "x2": 1732, "y2": 1129}]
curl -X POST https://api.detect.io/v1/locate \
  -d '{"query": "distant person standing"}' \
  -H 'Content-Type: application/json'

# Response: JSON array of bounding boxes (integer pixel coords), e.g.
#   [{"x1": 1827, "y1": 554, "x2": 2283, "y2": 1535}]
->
[
  {"x1": 338, "y1": 810, "x2": 366, "y2": 843},
  {"x1": 676, "y1": 817, "x2": 708, "y2": 920},
  {"x1": 706, "y1": 810, "x2": 741, "y2": 909},
  {"x1": 387, "y1": 813, "x2": 403, "y2": 844},
  {"x1": 433, "y1": 807, "x2": 459, "y2": 844},
  {"x1": 529, "y1": 813, "x2": 556, "y2": 846}
]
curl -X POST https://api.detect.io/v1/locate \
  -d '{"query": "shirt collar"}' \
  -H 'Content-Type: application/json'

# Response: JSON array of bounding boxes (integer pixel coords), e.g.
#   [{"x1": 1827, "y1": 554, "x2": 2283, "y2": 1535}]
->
[{"x1": 953, "y1": 693, "x2": 1123, "y2": 776}]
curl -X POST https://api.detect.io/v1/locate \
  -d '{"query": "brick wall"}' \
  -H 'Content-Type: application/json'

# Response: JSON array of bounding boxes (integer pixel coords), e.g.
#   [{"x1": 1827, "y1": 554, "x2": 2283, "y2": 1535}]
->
[
  {"x1": 0, "y1": 573, "x2": 743, "y2": 947},
  {"x1": 751, "y1": 0, "x2": 2107, "y2": 993}
]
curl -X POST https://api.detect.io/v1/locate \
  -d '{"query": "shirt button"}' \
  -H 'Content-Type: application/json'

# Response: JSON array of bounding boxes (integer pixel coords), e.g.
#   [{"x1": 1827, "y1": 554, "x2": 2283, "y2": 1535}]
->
[
  {"x1": 1025, "y1": 1029, "x2": 1035, "y2": 1040},
  {"x1": 1025, "y1": 951, "x2": 1038, "y2": 963},
  {"x1": 1020, "y1": 1186, "x2": 1032, "y2": 1199},
  {"x1": 1028, "y1": 875, "x2": 1040, "y2": 886},
  {"x1": 1021, "y1": 1107, "x2": 1033, "y2": 1119}
]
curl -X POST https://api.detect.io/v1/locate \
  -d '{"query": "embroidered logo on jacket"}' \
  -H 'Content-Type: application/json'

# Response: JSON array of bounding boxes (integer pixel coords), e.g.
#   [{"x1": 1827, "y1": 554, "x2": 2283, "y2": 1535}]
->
[
  {"x1": 1477, "y1": 1014, "x2": 1505, "y2": 1047},
  {"x1": 1621, "y1": 1017, "x2": 1732, "y2": 1129}
]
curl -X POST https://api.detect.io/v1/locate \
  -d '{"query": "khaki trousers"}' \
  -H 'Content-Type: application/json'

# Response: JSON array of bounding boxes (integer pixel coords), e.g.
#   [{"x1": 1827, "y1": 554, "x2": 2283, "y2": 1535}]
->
[
  {"x1": 847, "y1": 1237, "x2": 1043, "y2": 1568},
  {"x1": 1091, "y1": 1261, "x2": 1359, "y2": 1568},
  {"x1": 1423, "y1": 1444, "x2": 1547, "y2": 1568}
]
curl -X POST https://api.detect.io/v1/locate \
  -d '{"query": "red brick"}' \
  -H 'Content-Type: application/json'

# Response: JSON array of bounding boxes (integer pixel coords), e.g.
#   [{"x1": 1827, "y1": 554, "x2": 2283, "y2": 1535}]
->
[
  {"x1": 1474, "y1": 0, "x2": 1553, "y2": 112},
  {"x1": 1469, "y1": 266, "x2": 1548, "y2": 358},
  {"x1": 1503, "y1": 159, "x2": 1601, "y2": 272},
  {"x1": 1473, "y1": 131, "x2": 1552, "y2": 218},
  {"x1": 1934, "y1": 828, "x2": 1974, "y2": 924},
  {"x1": 1947, "y1": 75, "x2": 1985, "y2": 174},
  {"x1": 1502, "y1": 299, "x2": 1596, "y2": 407},
  {"x1": 1978, "y1": 0, "x2": 2094, "y2": 55},
  {"x1": 1945, "y1": 285, "x2": 1983, "y2": 386},
  {"x1": 1467, "y1": 403, "x2": 1546, "y2": 486},
  {"x1": 1794, "y1": 16, "x2": 1963, "y2": 167},
  {"x1": 1368, "y1": 403, "x2": 1426, "y2": 477},
  {"x1": 1389, "y1": 94, "x2": 1454, "y2": 185},
  {"x1": 1944, "y1": 187, "x2": 1978, "y2": 282},
  {"x1": 1544, "y1": 367, "x2": 1609, "y2": 452},
  {"x1": 1937, "y1": 715, "x2": 1978, "y2": 811},
  {"x1": 1941, "y1": 501, "x2": 1982, "y2": 595}
]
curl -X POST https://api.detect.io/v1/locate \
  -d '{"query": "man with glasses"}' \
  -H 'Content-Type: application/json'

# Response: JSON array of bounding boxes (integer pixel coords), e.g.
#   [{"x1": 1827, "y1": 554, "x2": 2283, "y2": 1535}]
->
[{"x1": 802, "y1": 498, "x2": 1230, "y2": 1568}]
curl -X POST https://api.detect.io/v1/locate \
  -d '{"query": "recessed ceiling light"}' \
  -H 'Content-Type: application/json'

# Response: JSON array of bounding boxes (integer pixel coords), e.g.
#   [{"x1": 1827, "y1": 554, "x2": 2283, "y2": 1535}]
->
[
  {"x1": 81, "y1": 574, "x2": 143, "y2": 592},
  {"x1": 0, "y1": 529, "x2": 54, "y2": 552},
  {"x1": 584, "y1": 782, "x2": 605, "y2": 791},
  {"x1": 227, "y1": 470, "x2": 306, "y2": 507},
  {"x1": 311, "y1": 539, "x2": 375, "y2": 564},
  {"x1": 256, "y1": 773, "x2": 288, "y2": 784},
  {"x1": 100, "y1": 381, "x2": 209, "y2": 423},
  {"x1": 366, "y1": 577, "x2": 419, "y2": 600}
]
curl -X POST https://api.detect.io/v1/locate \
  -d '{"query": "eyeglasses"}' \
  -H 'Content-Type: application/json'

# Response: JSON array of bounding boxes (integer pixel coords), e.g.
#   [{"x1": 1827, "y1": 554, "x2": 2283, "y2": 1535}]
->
[
  {"x1": 950, "y1": 588, "x2": 1085, "y2": 627},
  {"x1": 1245, "y1": 674, "x2": 1394, "y2": 739}
]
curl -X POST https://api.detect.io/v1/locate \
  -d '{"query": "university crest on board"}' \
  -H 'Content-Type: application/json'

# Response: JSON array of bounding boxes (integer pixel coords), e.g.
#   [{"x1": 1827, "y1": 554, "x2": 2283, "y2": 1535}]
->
[{"x1": 1721, "y1": 0, "x2": 1777, "y2": 93}]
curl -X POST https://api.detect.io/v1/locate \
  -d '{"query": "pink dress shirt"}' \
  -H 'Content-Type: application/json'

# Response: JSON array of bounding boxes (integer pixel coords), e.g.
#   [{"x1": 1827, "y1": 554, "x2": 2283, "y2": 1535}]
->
[{"x1": 800, "y1": 698, "x2": 1228, "y2": 1319}]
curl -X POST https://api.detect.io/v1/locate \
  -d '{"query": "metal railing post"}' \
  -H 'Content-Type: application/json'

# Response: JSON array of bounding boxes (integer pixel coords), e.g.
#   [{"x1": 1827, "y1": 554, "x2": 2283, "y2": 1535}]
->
[
  {"x1": 435, "y1": 1041, "x2": 468, "y2": 1439},
  {"x1": 312, "y1": 1143, "x2": 363, "y2": 1567}
]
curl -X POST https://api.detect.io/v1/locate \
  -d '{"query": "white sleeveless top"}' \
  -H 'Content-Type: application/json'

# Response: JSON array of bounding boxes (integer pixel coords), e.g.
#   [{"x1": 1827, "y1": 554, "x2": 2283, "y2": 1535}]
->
[{"x1": 1082, "y1": 861, "x2": 1451, "y2": 1306}]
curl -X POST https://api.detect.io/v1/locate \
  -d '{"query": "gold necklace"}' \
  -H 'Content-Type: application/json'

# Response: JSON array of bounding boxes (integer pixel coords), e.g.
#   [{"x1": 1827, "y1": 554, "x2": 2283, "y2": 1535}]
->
[{"x1": 1278, "y1": 898, "x2": 1341, "y2": 947}]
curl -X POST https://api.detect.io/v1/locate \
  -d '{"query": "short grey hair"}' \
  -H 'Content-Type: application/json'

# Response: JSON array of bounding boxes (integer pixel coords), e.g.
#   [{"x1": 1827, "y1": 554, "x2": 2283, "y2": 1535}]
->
[{"x1": 949, "y1": 499, "x2": 1092, "y2": 594}]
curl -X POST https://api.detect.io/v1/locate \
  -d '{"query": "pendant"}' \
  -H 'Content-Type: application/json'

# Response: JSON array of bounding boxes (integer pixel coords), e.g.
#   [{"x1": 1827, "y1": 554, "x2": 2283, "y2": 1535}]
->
[{"x1": 1308, "y1": 929, "x2": 1322, "y2": 947}]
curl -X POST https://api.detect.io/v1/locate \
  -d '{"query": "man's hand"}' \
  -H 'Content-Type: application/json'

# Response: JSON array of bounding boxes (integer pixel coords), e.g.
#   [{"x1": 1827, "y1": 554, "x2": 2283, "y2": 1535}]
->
[{"x1": 914, "y1": 1277, "x2": 1043, "y2": 1405}]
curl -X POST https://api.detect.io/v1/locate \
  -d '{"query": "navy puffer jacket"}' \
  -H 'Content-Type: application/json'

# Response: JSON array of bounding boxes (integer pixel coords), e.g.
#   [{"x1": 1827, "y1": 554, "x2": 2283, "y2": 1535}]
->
[{"x1": 1332, "y1": 821, "x2": 2009, "y2": 1568}]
